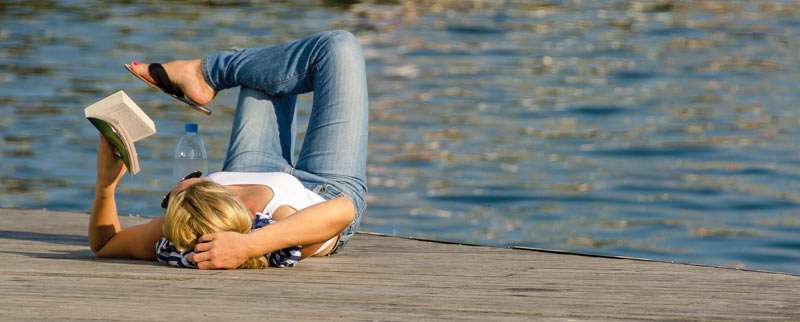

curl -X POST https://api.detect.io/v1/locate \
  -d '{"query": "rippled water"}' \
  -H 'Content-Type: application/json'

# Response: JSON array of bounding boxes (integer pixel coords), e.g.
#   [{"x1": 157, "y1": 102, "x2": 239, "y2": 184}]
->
[{"x1": 1, "y1": 1, "x2": 799, "y2": 274}]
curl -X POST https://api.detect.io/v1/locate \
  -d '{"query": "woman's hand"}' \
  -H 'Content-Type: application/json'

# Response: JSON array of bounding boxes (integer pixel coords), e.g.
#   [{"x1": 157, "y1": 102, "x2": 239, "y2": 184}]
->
[
  {"x1": 189, "y1": 231, "x2": 253, "y2": 269},
  {"x1": 96, "y1": 135, "x2": 126, "y2": 192}
]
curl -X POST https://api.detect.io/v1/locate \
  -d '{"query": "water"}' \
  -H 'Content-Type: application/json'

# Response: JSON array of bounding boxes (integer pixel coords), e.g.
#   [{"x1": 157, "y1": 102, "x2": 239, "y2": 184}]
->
[
  {"x1": 173, "y1": 123, "x2": 208, "y2": 180},
  {"x1": 0, "y1": 1, "x2": 798, "y2": 274}
]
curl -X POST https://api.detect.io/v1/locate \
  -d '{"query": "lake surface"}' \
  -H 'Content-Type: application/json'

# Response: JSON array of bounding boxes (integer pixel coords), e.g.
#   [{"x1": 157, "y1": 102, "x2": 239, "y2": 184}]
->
[{"x1": 1, "y1": 1, "x2": 799, "y2": 274}]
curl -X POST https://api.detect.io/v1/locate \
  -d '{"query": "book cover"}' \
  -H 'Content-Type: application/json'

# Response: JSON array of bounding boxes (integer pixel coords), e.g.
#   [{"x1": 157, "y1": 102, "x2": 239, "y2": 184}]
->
[{"x1": 87, "y1": 117, "x2": 136, "y2": 173}]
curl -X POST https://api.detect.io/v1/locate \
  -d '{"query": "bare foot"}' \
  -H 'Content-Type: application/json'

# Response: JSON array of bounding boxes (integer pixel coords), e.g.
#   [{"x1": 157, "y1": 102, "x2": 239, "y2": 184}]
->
[{"x1": 130, "y1": 59, "x2": 215, "y2": 106}]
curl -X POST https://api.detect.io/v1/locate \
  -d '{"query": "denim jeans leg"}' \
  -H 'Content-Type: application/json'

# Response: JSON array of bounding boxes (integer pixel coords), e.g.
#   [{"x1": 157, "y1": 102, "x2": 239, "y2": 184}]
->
[
  {"x1": 293, "y1": 32, "x2": 369, "y2": 253},
  {"x1": 202, "y1": 30, "x2": 369, "y2": 253},
  {"x1": 222, "y1": 87, "x2": 296, "y2": 173}
]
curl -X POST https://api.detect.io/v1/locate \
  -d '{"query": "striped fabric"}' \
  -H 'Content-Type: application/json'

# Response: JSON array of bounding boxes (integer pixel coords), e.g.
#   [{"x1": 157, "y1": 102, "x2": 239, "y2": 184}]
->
[{"x1": 155, "y1": 212, "x2": 303, "y2": 268}]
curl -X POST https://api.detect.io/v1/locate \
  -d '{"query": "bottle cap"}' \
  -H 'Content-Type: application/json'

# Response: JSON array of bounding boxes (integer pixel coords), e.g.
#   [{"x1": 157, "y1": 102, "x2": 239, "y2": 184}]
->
[{"x1": 185, "y1": 123, "x2": 198, "y2": 134}]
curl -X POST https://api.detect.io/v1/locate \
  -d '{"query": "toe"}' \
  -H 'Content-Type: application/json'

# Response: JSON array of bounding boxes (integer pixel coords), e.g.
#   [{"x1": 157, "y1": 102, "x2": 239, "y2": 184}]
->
[{"x1": 131, "y1": 63, "x2": 155, "y2": 83}]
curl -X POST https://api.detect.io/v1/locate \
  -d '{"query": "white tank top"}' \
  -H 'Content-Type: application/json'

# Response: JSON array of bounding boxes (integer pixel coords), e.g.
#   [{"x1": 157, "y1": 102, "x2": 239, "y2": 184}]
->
[
  {"x1": 206, "y1": 171, "x2": 336, "y2": 255},
  {"x1": 207, "y1": 171, "x2": 325, "y2": 215}
]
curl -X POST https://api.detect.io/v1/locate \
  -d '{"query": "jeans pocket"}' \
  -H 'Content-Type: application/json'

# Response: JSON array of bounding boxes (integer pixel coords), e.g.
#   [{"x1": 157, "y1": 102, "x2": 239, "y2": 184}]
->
[{"x1": 312, "y1": 183, "x2": 343, "y2": 201}]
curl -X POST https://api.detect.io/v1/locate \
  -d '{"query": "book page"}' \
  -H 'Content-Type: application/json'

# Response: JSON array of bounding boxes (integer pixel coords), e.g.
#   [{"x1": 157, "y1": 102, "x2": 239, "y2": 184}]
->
[
  {"x1": 114, "y1": 123, "x2": 140, "y2": 174},
  {"x1": 99, "y1": 103, "x2": 155, "y2": 142},
  {"x1": 120, "y1": 92, "x2": 156, "y2": 141},
  {"x1": 85, "y1": 91, "x2": 156, "y2": 142}
]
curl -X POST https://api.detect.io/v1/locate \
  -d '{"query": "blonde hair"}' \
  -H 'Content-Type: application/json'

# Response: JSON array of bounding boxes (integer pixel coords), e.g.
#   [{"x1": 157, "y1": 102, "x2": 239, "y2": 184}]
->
[{"x1": 163, "y1": 180, "x2": 268, "y2": 269}]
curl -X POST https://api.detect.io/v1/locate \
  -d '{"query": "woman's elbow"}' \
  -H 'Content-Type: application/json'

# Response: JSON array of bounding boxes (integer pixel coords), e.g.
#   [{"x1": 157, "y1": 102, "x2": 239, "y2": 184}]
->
[
  {"x1": 91, "y1": 244, "x2": 108, "y2": 257},
  {"x1": 336, "y1": 197, "x2": 357, "y2": 228},
  {"x1": 340, "y1": 208, "x2": 356, "y2": 228},
  {"x1": 89, "y1": 235, "x2": 114, "y2": 257}
]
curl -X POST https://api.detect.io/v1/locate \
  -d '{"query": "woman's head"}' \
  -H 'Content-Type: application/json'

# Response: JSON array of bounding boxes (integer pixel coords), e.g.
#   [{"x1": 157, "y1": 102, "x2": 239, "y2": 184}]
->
[{"x1": 162, "y1": 180, "x2": 267, "y2": 268}]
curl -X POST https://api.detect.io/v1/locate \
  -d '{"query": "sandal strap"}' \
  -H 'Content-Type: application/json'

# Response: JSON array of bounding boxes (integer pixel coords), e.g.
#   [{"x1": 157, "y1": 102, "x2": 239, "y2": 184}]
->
[{"x1": 148, "y1": 63, "x2": 185, "y2": 98}]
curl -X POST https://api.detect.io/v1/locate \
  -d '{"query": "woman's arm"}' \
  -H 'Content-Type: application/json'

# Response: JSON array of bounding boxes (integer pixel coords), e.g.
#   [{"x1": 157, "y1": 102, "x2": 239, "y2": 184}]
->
[
  {"x1": 271, "y1": 205, "x2": 340, "y2": 258},
  {"x1": 89, "y1": 136, "x2": 162, "y2": 260},
  {"x1": 190, "y1": 196, "x2": 355, "y2": 269}
]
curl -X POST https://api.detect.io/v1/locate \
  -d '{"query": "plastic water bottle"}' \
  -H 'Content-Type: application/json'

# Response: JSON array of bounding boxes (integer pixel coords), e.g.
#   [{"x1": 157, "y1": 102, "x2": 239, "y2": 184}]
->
[{"x1": 173, "y1": 123, "x2": 208, "y2": 180}]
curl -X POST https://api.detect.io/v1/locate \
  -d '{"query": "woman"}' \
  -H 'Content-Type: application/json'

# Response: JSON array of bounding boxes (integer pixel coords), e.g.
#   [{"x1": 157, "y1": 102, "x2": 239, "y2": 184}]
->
[{"x1": 89, "y1": 30, "x2": 368, "y2": 269}]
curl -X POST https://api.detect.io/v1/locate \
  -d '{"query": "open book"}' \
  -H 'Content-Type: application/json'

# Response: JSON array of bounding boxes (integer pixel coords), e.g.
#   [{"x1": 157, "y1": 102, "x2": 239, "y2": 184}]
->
[{"x1": 84, "y1": 90, "x2": 155, "y2": 174}]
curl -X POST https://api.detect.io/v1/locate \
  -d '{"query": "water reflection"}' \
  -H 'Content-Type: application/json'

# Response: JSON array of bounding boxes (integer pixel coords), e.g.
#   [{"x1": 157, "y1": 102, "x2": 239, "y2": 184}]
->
[{"x1": 0, "y1": 1, "x2": 799, "y2": 274}]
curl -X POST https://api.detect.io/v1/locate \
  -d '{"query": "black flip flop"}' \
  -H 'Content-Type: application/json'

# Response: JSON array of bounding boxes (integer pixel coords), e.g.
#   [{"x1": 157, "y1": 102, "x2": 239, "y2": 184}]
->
[{"x1": 124, "y1": 62, "x2": 212, "y2": 115}]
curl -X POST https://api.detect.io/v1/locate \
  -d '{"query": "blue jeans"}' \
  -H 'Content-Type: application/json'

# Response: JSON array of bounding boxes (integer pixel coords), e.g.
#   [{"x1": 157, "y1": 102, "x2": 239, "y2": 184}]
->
[{"x1": 201, "y1": 30, "x2": 368, "y2": 254}]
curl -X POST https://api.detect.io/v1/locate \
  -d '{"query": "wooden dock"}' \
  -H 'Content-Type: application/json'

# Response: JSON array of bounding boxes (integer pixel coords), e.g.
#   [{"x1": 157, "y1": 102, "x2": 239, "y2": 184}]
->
[{"x1": 0, "y1": 208, "x2": 797, "y2": 321}]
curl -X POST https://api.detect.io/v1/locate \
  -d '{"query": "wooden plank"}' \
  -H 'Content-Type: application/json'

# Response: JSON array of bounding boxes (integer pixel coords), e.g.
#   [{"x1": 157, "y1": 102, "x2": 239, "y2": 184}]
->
[{"x1": 0, "y1": 208, "x2": 797, "y2": 321}]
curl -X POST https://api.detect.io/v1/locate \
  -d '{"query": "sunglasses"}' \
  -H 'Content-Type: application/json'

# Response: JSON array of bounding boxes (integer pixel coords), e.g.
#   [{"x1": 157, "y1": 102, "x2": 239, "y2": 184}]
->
[{"x1": 161, "y1": 171, "x2": 203, "y2": 209}]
